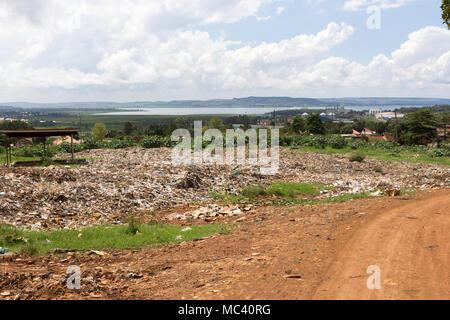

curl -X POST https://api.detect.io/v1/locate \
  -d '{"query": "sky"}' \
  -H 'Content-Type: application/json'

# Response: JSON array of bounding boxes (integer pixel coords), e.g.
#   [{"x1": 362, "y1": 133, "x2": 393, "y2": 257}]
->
[{"x1": 0, "y1": 0, "x2": 449, "y2": 103}]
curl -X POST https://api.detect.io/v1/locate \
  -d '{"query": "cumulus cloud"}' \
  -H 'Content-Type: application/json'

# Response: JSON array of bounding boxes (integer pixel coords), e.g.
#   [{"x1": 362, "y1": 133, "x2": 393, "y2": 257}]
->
[
  {"x1": 0, "y1": 0, "x2": 449, "y2": 100},
  {"x1": 289, "y1": 26, "x2": 450, "y2": 91},
  {"x1": 342, "y1": 0, "x2": 416, "y2": 11}
]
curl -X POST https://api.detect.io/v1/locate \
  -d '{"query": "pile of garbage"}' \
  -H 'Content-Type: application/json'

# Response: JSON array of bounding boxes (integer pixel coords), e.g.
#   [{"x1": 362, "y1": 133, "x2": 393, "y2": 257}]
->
[
  {"x1": 168, "y1": 204, "x2": 253, "y2": 221},
  {"x1": 0, "y1": 147, "x2": 448, "y2": 230}
]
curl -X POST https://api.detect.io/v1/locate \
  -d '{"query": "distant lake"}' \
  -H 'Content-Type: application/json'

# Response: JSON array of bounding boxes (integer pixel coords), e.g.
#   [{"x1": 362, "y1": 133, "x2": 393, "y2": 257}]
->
[{"x1": 96, "y1": 105, "x2": 425, "y2": 116}]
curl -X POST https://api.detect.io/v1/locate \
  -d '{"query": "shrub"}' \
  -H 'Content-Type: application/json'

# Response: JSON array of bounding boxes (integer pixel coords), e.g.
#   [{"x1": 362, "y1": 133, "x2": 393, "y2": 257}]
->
[
  {"x1": 125, "y1": 215, "x2": 141, "y2": 235},
  {"x1": 140, "y1": 136, "x2": 173, "y2": 148},
  {"x1": 328, "y1": 135, "x2": 348, "y2": 149},
  {"x1": 350, "y1": 140, "x2": 366, "y2": 150},
  {"x1": 241, "y1": 185, "x2": 267, "y2": 198},
  {"x1": 57, "y1": 142, "x2": 82, "y2": 154},
  {"x1": 349, "y1": 153, "x2": 366, "y2": 162},
  {"x1": 280, "y1": 136, "x2": 295, "y2": 147},
  {"x1": 108, "y1": 137, "x2": 136, "y2": 149},
  {"x1": 19, "y1": 241, "x2": 40, "y2": 256},
  {"x1": 431, "y1": 147, "x2": 450, "y2": 158},
  {"x1": 82, "y1": 138, "x2": 102, "y2": 150}
]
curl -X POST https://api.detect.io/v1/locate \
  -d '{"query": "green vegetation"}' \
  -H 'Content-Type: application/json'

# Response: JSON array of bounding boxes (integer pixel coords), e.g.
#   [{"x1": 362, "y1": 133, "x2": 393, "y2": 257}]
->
[
  {"x1": 289, "y1": 116, "x2": 306, "y2": 134},
  {"x1": 306, "y1": 113, "x2": 325, "y2": 134},
  {"x1": 288, "y1": 145, "x2": 450, "y2": 166},
  {"x1": 281, "y1": 135, "x2": 449, "y2": 166},
  {"x1": 211, "y1": 182, "x2": 330, "y2": 205},
  {"x1": 265, "y1": 181, "x2": 323, "y2": 198},
  {"x1": 403, "y1": 110, "x2": 439, "y2": 145},
  {"x1": 210, "y1": 182, "x2": 377, "y2": 207},
  {"x1": 237, "y1": 181, "x2": 324, "y2": 200},
  {"x1": 0, "y1": 222, "x2": 232, "y2": 256},
  {"x1": 442, "y1": 0, "x2": 450, "y2": 29},
  {"x1": 349, "y1": 152, "x2": 366, "y2": 162},
  {"x1": 92, "y1": 123, "x2": 108, "y2": 141}
]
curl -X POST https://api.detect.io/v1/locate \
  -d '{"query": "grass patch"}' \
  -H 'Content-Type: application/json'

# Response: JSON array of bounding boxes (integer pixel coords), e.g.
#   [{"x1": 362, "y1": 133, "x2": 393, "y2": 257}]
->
[
  {"x1": 0, "y1": 223, "x2": 232, "y2": 256},
  {"x1": 271, "y1": 192, "x2": 376, "y2": 206},
  {"x1": 290, "y1": 146, "x2": 450, "y2": 166},
  {"x1": 266, "y1": 181, "x2": 323, "y2": 198},
  {"x1": 210, "y1": 181, "x2": 328, "y2": 205},
  {"x1": 0, "y1": 155, "x2": 39, "y2": 164}
]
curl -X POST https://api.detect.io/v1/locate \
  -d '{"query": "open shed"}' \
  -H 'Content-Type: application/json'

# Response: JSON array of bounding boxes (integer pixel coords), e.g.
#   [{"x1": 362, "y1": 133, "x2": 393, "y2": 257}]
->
[{"x1": 2, "y1": 129, "x2": 79, "y2": 165}]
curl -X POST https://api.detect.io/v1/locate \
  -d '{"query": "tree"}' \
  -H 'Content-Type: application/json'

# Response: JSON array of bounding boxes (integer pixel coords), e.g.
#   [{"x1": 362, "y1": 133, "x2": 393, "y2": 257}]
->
[
  {"x1": 306, "y1": 113, "x2": 325, "y2": 134},
  {"x1": 204, "y1": 117, "x2": 223, "y2": 131},
  {"x1": 289, "y1": 116, "x2": 305, "y2": 134},
  {"x1": 403, "y1": 110, "x2": 438, "y2": 145},
  {"x1": 92, "y1": 123, "x2": 108, "y2": 141},
  {"x1": 123, "y1": 121, "x2": 134, "y2": 136},
  {"x1": 442, "y1": 0, "x2": 450, "y2": 29},
  {"x1": 175, "y1": 116, "x2": 189, "y2": 129}
]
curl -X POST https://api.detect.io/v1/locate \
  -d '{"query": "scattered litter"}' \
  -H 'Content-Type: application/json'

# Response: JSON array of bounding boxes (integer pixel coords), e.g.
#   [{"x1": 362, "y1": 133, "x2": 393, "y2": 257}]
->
[
  {"x1": 0, "y1": 148, "x2": 447, "y2": 230},
  {"x1": 88, "y1": 250, "x2": 106, "y2": 256},
  {"x1": 169, "y1": 204, "x2": 250, "y2": 220}
]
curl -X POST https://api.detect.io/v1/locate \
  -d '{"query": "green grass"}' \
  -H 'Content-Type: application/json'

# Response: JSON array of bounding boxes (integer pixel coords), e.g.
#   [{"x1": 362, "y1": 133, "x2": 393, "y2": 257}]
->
[
  {"x1": 266, "y1": 181, "x2": 323, "y2": 198},
  {"x1": 288, "y1": 146, "x2": 450, "y2": 166},
  {"x1": 210, "y1": 181, "x2": 328, "y2": 205},
  {"x1": 0, "y1": 155, "x2": 97, "y2": 167},
  {"x1": 270, "y1": 192, "x2": 377, "y2": 206},
  {"x1": 210, "y1": 181, "x2": 378, "y2": 207},
  {"x1": 0, "y1": 223, "x2": 232, "y2": 256},
  {"x1": 0, "y1": 155, "x2": 39, "y2": 164}
]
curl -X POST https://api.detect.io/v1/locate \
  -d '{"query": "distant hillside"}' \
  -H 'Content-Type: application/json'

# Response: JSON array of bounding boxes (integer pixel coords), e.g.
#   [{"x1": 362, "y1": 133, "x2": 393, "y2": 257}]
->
[
  {"x1": 320, "y1": 97, "x2": 450, "y2": 106},
  {"x1": 149, "y1": 96, "x2": 324, "y2": 108},
  {"x1": 2, "y1": 97, "x2": 450, "y2": 109}
]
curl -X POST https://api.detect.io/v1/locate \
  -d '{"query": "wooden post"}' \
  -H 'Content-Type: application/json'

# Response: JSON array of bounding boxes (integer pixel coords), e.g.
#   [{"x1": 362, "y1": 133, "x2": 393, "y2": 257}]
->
[
  {"x1": 71, "y1": 134, "x2": 74, "y2": 159},
  {"x1": 394, "y1": 111, "x2": 399, "y2": 144},
  {"x1": 5, "y1": 136, "x2": 8, "y2": 166}
]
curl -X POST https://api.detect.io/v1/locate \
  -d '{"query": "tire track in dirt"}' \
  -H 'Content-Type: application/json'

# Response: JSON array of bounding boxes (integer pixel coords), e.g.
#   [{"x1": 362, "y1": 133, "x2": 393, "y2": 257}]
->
[{"x1": 313, "y1": 191, "x2": 450, "y2": 300}]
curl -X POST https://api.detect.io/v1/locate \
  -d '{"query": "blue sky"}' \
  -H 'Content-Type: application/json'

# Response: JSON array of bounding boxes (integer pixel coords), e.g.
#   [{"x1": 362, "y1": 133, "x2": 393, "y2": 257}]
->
[
  {"x1": 0, "y1": 0, "x2": 449, "y2": 102},
  {"x1": 201, "y1": 0, "x2": 444, "y2": 63}
]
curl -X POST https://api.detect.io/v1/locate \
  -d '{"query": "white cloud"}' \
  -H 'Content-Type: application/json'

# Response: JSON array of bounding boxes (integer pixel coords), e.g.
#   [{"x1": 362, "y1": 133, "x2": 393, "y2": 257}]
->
[
  {"x1": 256, "y1": 15, "x2": 272, "y2": 21},
  {"x1": 0, "y1": 1, "x2": 448, "y2": 100},
  {"x1": 288, "y1": 26, "x2": 450, "y2": 92},
  {"x1": 342, "y1": 0, "x2": 416, "y2": 11},
  {"x1": 276, "y1": 6, "x2": 285, "y2": 15}
]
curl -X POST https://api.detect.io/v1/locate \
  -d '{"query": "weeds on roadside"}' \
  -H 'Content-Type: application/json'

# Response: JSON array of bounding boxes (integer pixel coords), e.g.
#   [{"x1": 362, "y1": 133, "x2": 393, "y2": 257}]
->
[
  {"x1": 210, "y1": 182, "x2": 327, "y2": 205},
  {"x1": 349, "y1": 153, "x2": 366, "y2": 162},
  {"x1": 125, "y1": 215, "x2": 141, "y2": 235},
  {"x1": 18, "y1": 241, "x2": 39, "y2": 256}
]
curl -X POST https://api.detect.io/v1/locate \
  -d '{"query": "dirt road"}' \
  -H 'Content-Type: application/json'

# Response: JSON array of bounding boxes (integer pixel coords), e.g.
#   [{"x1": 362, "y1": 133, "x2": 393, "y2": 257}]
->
[
  {"x1": 1, "y1": 190, "x2": 449, "y2": 300},
  {"x1": 314, "y1": 190, "x2": 450, "y2": 300}
]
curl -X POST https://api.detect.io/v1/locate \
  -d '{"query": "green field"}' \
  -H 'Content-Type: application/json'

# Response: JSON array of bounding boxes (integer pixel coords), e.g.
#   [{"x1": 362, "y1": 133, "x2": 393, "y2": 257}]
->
[
  {"x1": 286, "y1": 146, "x2": 450, "y2": 166},
  {"x1": 30, "y1": 111, "x2": 240, "y2": 131}
]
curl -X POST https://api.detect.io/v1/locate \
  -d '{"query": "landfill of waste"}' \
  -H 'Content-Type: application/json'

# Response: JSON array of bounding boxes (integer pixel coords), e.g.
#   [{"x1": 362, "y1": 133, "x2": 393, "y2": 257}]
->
[
  {"x1": 167, "y1": 204, "x2": 253, "y2": 221},
  {"x1": 0, "y1": 147, "x2": 448, "y2": 230}
]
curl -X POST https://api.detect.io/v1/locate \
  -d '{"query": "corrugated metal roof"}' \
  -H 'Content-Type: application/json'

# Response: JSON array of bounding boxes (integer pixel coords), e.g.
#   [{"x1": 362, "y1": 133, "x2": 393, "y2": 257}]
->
[{"x1": 1, "y1": 129, "x2": 79, "y2": 138}]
